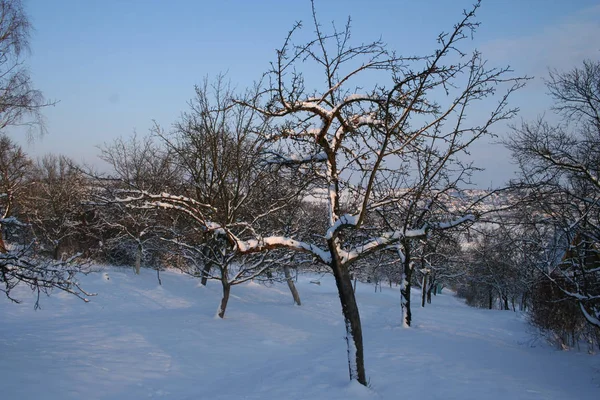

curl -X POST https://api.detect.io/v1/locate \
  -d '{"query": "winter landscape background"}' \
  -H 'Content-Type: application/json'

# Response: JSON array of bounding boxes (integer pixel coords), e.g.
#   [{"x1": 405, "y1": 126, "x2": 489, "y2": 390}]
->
[{"x1": 1, "y1": 0, "x2": 600, "y2": 398}]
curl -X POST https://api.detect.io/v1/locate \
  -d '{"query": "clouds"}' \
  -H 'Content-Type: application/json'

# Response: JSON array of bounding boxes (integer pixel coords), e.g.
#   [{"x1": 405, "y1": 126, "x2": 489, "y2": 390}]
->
[
  {"x1": 482, "y1": 5, "x2": 600, "y2": 80},
  {"x1": 456, "y1": 4, "x2": 600, "y2": 188}
]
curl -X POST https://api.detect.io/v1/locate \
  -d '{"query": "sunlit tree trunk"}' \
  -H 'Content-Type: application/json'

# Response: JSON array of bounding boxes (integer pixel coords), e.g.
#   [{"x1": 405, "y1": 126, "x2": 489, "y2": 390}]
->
[
  {"x1": 421, "y1": 273, "x2": 428, "y2": 307},
  {"x1": 329, "y1": 243, "x2": 366, "y2": 386},
  {"x1": 217, "y1": 270, "x2": 230, "y2": 319},
  {"x1": 134, "y1": 242, "x2": 142, "y2": 274},
  {"x1": 284, "y1": 265, "x2": 301, "y2": 306},
  {"x1": 400, "y1": 241, "x2": 413, "y2": 327}
]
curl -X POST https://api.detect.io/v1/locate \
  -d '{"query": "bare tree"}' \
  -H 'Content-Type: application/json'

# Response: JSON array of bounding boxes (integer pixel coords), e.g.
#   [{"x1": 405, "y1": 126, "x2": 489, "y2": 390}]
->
[
  {"x1": 98, "y1": 134, "x2": 181, "y2": 274},
  {"x1": 23, "y1": 155, "x2": 89, "y2": 260},
  {"x1": 417, "y1": 231, "x2": 465, "y2": 307},
  {"x1": 171, "y1": 234, "x2": 279, "y2": 318},
  {"x1": 108, "y1": 2, "x2": 523, "y2": 385},
  {"x1": 230, "y1": 1, "x2": 524, "y2": 384},
  {"x1": 158, "y1": 77, "x2": 296, "y2": 317},
  {"x1": 375, "y1": 179, "x2": 476, "y2": 326},
  {"x1": 460, "y1": 224, "x2": 532, "y2": 310},
  {"x1": 507, "y1": 60, "x2": 600, "y2": 329},
  {"x1": 0, "y1": 133, "x2": 30, "y2": 250},
  {"x1": 0, "y1": 1, "x2": 89, "y2": 306},
  {"x1": 105, "y1": 77, "x2": 308, "y2": 317},
  {"x1": 0, "y1": 0, "x2": 53, "y2": 135},
  {"x1": 0, "y1": 150, "x2": 91, "y2": 305},
  {"x1": 98, "y1": 133, "x2": 181, "y2": 193}
]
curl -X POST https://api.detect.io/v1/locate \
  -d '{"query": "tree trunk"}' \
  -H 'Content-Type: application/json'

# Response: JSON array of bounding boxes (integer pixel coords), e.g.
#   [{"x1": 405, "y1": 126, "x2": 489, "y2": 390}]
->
[
  {"x1": 134, "y1": 243, "x2": 142, "y2": 275},
  {"x1": 329, "y1": 249, "x2": 367, "y2": 386},
  {"x1": 0, "y1": 233, "x2": 7, "y2": 253},
  {"x1": 53, "y1": 241, "x2": 61, "y2": 261},
  {"x1": 200, "y1": 262, "x2": 211, "y2": 286},
  {"x1": 0, "y1": 198, "x2": 12, "y2": 254},
  {"x1": 520, "y1": 292, "x2": 528, "y2": 312},
  {"x1": 200, "y1": 245, "x2": 213, "y2": 285},
  {"x1": 400, "y1": 243, "x2": 413, "y2": 327},
  {"x1": 283, "y1": 265, "x2": 301, "y2": 306},
  {"x1": 217, "y1": 277, "x2": 231, "y2": 319},
  {"x1": 421, "y1": 273, "x2": 428, "y2": 308},
  {"x1": 426, "y1": 282, "x2": 433, "y2": 304},
  {"x1": 488, "y1": 290, "x2": 493, "y2": 309}
]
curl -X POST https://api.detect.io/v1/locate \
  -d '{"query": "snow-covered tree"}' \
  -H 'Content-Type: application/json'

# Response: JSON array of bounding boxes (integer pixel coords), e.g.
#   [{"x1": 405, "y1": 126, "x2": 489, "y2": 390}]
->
[
  {"x1": 98, "y1": 133, "x2": 181, "y2": 274},
  {"x1": 0, "y1": 150, "x2": 90, "y2": 306},
  {"x1": 22, "y1": 155, "x2": 90, "y2": 260},
  {"x1": 106, "y1": 77, "x2": 309, "y2": 317},
  {"x1": 0, "y1": 0, "x2": 52, "y2": 135},
  {"x1": 416, "y1": 231, "x2": 465, "y2": 308},
  {"x1": 0, "y1": 134, "x2": 31, "y2": 250},
  {"x1": 507, "y1": 60, "x2": 600, "y2": 329},
  {"x1": 0, "y1": 132, "x2": 91, "y2": 308},
  {"x1": 107, "y1": 2, "x2": 523, "y2": 385},
  {"x1": 460, "y1": 224, "x2": 533, "y2": 310},
  {"x1": 0, "y1": 1, "x2": 89, "y2": 305},
  {"x1": 231, "y1": 1, "x2": 524, "y2": 384}
]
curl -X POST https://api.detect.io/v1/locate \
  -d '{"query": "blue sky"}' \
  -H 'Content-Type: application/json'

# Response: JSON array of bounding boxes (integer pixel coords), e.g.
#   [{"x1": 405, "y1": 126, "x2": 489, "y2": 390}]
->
[{"x1": 9, "y1": 0, "x2": 600, "y2": 187}]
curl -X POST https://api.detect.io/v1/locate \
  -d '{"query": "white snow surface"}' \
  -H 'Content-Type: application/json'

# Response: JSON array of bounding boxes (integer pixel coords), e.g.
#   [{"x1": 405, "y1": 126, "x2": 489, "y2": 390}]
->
[{"x1": 1, "y1": 267, "x2": 599, "y2": 399}]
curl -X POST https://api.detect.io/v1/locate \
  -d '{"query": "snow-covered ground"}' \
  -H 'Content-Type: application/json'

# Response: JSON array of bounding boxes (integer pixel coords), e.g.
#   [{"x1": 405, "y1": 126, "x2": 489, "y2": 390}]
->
[{"x1": 1, "y1": 267, "x2": 598, "y2": 399}]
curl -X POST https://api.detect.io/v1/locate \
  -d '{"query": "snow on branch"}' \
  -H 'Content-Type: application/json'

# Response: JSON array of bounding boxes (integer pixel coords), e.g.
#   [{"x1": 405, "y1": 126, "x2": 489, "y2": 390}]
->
[
  {"x1": 435, "y1": 215, "x2": 476, "y2": 229},
  {"x1": 579, "y1": 303, "x2": 600, "y2": 329},
  {"x1": 0, "y1": 248, "x2": 93, "y2": 308},
  {"x1": 343, "y1": 94, "x2": 377, "y2": 103},
  {"x1": 263, "y1": 151, "x2": 327, "y2": 166},
  {"x1": 325, "y1": 213, "x2": 359, "y2": 239},
  {"x1": 235, "y1": 236, "x2": 331, "y2": 264},
  {"x1": 290, "y1": 100, "x2": 333, "y2": 119},
  {"x1": 341, "y1": 214, "x2": 475, "y2": 264},
  {"x1": 341, "y1": 229, "x2": 419, "y2": 264},
  {"x1": 113, "y1": 190, "x2": 216, "y2": 213},
  {"x1": 352, "y1": 114, "x2": 384, "y2": 127},
  {"x1": 107, "y1": 189, "x2": 221, "y2": 232}
]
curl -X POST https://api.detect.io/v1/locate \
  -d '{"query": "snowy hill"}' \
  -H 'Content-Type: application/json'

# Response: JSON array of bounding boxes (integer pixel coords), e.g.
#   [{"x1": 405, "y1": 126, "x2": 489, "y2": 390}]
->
[{"x1": 1, "y1": 267, "x2": 598, "y2": 399}]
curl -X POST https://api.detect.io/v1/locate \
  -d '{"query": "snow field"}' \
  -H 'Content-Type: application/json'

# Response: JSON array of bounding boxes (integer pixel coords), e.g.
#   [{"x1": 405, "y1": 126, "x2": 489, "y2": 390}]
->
[{"x1": 0, "y1": 266, "x2": 598, "y2": 399}]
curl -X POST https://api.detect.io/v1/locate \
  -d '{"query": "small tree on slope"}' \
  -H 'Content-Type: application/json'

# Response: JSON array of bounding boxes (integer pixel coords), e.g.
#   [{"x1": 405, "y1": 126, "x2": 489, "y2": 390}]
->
[{"x1": 105, "y1": 77, "x2": 310, "y2": 317}]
